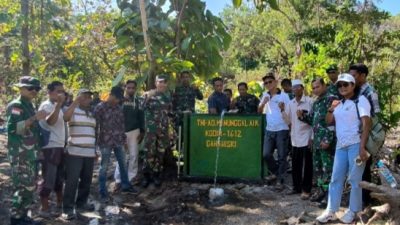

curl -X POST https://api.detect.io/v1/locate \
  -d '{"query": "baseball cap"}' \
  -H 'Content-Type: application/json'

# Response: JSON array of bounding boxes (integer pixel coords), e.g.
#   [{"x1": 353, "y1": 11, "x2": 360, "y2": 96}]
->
[
  {"x1": 78, "y1": 89, "x2": 93, "y2": 96},
  {"x1": 336, "y1": 73, "x2": 355, "y2": 84},
  {"x1": 291, "y1": 79, "x2": 303, "y2": 87}
]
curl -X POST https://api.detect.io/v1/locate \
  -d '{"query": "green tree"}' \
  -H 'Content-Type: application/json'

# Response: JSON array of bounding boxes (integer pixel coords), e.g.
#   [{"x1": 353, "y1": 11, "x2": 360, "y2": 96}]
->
[{"x1": 114, "y1": 0, "x2": 231, "y2": 89}]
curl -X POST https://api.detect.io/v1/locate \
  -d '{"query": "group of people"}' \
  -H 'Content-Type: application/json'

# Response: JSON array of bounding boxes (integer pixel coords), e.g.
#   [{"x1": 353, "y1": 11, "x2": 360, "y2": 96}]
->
[
  {"x1": 6, "y1": 72, "x2": 203, "y2": 225},
  {"x1": 6, "y1": 63, "x2": 380, "y2": 225},
  {"x1": 205, "y1": 63, "x2": 380, "y2": 224}
]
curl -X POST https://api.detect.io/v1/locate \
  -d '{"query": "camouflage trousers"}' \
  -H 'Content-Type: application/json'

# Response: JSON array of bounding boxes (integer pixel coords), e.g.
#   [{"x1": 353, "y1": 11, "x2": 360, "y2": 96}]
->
[
  {"x1": 313, "y1": 148, "x2": 334, "y2": 191},
  {"x1": 143, "y1": 131, "x2": 169, "y2": 174},
  {"x1": 8, "y1": 148, "x2": 37, "y2": 219}
]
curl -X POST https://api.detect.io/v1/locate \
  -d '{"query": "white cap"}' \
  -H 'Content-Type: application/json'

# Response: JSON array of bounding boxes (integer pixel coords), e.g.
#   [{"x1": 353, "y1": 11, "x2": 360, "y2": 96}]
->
[
  {"x1": 336, "y1": 73, "x2": 355, "y2": 84},
  {"x1": 292, "y1": 79, "x2": 303, "y2": 87}
]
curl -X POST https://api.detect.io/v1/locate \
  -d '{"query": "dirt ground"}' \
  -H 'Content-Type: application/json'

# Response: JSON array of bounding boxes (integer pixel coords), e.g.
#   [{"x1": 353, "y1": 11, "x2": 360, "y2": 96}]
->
[{"x1": 0, "y1": 132, "x2": 395, "y2": 225}]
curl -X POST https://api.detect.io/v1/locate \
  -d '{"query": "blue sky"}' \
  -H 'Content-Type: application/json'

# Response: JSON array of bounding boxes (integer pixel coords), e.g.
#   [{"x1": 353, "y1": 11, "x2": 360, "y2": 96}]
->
[
  {"x1": 203, "y1": 0, "x2": 400, "y2": 16},
  {"x1": 72, "y1": 0, "x2": 399, "y2": 16}
]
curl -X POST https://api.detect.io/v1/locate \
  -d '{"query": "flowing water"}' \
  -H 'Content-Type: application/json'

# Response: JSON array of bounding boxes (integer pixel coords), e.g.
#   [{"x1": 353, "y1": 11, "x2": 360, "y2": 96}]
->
[
  {"x1": 213, "y1": 110, "x2": 226, "y2": 187},
  {"x1": 209, "y1": 110, "x2": 226, "y2": 202}
]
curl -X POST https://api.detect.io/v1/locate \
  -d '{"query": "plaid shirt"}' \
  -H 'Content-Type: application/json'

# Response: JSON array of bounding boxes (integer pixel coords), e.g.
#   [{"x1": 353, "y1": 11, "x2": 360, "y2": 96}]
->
[
  {"x1": 94, "y1": 102, "x2": 126, "y2": 148},
  {"x1": 359, "y1": 83, "x2": 380, "y2": 115}
]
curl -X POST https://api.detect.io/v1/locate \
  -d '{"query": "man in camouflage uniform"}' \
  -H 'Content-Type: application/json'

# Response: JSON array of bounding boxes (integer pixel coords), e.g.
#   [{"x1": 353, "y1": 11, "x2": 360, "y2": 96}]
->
[
  {"x1": 172, "y1": 71, "x2": 203, "y2": 127},
  {"x1": 142, "y1": 74, "x2": 173, "y2": 187},
  {"x1": 298, "y1": 78, "x2": 338, "y2": 206},
  {"x1": 326, "y1": 64, "x2": 340, "y2": 98},
  {"x1": 231, "y1": 82, "x2": 260, "y2": 114},
  {"x1": 7, "y1": 76, "x2": 47, "y2": 225}
]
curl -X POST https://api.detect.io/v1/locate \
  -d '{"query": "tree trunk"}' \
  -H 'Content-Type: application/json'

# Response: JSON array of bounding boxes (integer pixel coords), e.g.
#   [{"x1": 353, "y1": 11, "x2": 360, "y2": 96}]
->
[
  {"x1": 359, "y1": 166, "x2": 400, "y2": 225},
  {"x1": 175, "y1": 0, "x2": 188, "y2": 57},
  {"x1": 139, "y1": 0, "x2": 156, "y2": 90},
  {"x1": 21, "y1": 0, "x2": 30, "y2": 76}
]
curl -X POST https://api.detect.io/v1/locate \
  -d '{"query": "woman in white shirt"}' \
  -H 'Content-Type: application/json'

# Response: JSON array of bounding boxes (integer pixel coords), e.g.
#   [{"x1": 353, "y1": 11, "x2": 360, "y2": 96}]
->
[{"x1": 317, "y1": 73, "x2": 371, "y2": 224}]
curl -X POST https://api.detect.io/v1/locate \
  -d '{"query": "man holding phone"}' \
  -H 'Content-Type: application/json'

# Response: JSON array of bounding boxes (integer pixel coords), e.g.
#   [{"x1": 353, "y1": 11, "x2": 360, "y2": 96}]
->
[{"x1": 282, "y1": 80, "x2": 313, "y2": 199}]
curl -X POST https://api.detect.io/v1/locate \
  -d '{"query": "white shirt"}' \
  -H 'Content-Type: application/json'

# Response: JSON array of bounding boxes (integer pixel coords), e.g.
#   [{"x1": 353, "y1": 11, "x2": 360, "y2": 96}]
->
[
  {"x1": 285, "y1": 95, "x2": 313, "y2": 147},
  {"x1": 260, "y1": 90, "x2": 290, "y2": 131},
  {"x1": 333, "y1": 95, "x2": 371, "y2": 149},
  {"x1": 39, "y1": 99, "x2": 66, "y2": 148}
]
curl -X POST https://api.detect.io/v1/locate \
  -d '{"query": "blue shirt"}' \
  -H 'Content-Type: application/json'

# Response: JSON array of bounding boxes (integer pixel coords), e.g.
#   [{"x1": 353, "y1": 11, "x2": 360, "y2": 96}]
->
[{"x1": 207, "y1": 92, "x2": 230, "y2": 114}]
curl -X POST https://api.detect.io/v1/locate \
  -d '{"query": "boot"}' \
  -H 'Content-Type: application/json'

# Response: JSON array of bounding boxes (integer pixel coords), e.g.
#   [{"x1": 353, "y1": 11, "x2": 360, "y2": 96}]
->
[
  {"x1": 141, "y1": 173, "x2": 150, "y2": 188},
  {"x1": 153, "y1": 172, "x2": 162, "y2": 187}
]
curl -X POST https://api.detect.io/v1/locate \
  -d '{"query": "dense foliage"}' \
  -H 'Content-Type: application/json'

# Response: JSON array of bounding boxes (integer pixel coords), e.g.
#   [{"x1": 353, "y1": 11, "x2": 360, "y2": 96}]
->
[{"x1": 224, "y1": 0, "x2": 400, "y2": 130}]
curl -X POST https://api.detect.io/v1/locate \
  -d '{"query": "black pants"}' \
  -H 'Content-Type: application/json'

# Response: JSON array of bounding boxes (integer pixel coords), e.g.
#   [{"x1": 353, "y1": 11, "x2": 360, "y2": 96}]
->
[
  {"x1": 39, "y1": 148, "x2": 64, "y2": 197},
  {"x1": 362, "y1": 157, "x2": 372, "y2": 205},
  {"x1": 292, "y1": 146, "x2": 313, "y2": 193},
  {"x1": 63, "y1": 154, "x2": 94, "y2": 213}
]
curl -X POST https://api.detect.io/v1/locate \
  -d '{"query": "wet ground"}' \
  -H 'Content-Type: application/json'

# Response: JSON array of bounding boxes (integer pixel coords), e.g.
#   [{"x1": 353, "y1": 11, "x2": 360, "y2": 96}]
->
[{"x1": 0, "y1": 133, "x2": 395, "y2": 225}]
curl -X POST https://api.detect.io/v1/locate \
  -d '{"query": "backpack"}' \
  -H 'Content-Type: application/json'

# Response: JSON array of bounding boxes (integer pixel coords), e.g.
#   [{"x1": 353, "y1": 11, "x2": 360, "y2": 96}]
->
[{"x1": 354, "y1": 98, "x2": 385, "y2": 156}]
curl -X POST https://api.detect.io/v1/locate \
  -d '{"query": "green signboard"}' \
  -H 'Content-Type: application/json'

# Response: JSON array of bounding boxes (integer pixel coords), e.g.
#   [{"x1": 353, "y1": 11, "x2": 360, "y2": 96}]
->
[{"x1": 184, "y1": 114, "x2": 264, "y2": 180}]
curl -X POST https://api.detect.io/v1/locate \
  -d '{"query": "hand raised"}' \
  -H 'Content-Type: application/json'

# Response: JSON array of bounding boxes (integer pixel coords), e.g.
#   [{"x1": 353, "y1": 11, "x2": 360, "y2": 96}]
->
[{"x1": 35, "y1": 110, "x2": 48, "y2": 120}]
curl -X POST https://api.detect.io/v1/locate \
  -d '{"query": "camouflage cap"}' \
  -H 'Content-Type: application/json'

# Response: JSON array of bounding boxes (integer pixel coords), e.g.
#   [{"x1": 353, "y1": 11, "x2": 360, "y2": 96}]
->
[
  {"x1": 14, "y1": 76, "x2": 41, "y2": 88},
  {"x1": 326, "y1": 64, "x2": 338, "y2": 73},
  {"x1": 156, "y1": 74, "x2": 169, "y2": 82}
]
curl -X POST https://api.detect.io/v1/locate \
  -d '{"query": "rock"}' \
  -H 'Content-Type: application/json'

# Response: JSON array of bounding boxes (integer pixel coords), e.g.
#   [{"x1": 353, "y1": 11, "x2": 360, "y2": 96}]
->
[
  {"x1": 122, "y1": 202, "x2": 141, "y2": 208},
  {"x1": 191, "y1": 183, "x2": 211, "y2": 191},
  {"x1": 89, "y1": 218, "x2": 99, "y2": 225},
  {"x1": 279, "y1": 211, "x2": 308, "y2": 225},
  {"x1": 240, "y1": 185, "x2": 265, "y2": 195},
  {"x1": 104, "y1": 205, "x2": 120, "y2": 216}
]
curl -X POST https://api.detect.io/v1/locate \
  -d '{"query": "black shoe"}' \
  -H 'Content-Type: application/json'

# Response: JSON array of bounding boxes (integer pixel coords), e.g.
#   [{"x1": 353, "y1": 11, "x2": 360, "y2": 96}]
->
[
  {"x1": 141, "y1": 177, "x2": 150, "y2": 188},
  {"x1": 153, "y1": 177, "x2": 162, "y2": 187},
  {"x1": 287, "y1": 189, "x2": 301, "y2": 195},
  {"x1": 153, "y1": 173, "x2": 162, "y2": 187},
  {"x1": 318, "y1": 198, "x2": 327, "y2": 209},
  {"x1": 122, "y1": 186, "x2": 139, "y2": 194},
  {"x1": 76, "y1": 203, "x2": 95, "y2": 211},
  {"x1": 265, "y1": 174, "x2": 277, "y2": 182},
  {"x1": 310, "y1": 190, "x2": 325, "y2": 202}
]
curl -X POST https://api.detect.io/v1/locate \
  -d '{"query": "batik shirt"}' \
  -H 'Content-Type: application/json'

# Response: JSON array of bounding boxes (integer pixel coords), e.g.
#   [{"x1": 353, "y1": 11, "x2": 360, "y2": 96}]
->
[{"x1": 94, "y1": 102, "x2": 126, "y2": 148}]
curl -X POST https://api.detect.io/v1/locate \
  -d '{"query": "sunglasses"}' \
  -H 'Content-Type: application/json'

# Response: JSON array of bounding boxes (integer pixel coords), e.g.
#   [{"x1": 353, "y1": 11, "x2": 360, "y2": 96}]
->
[
  {"x1": 264, "y1": 80, "x2": 274, "y2": 85},
  {"x1": 26, "y1": 86, "x2": 41, "y2": 92},
  {"x1": 337, "y1": 82, "x2": 350, "y2": 88}
]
